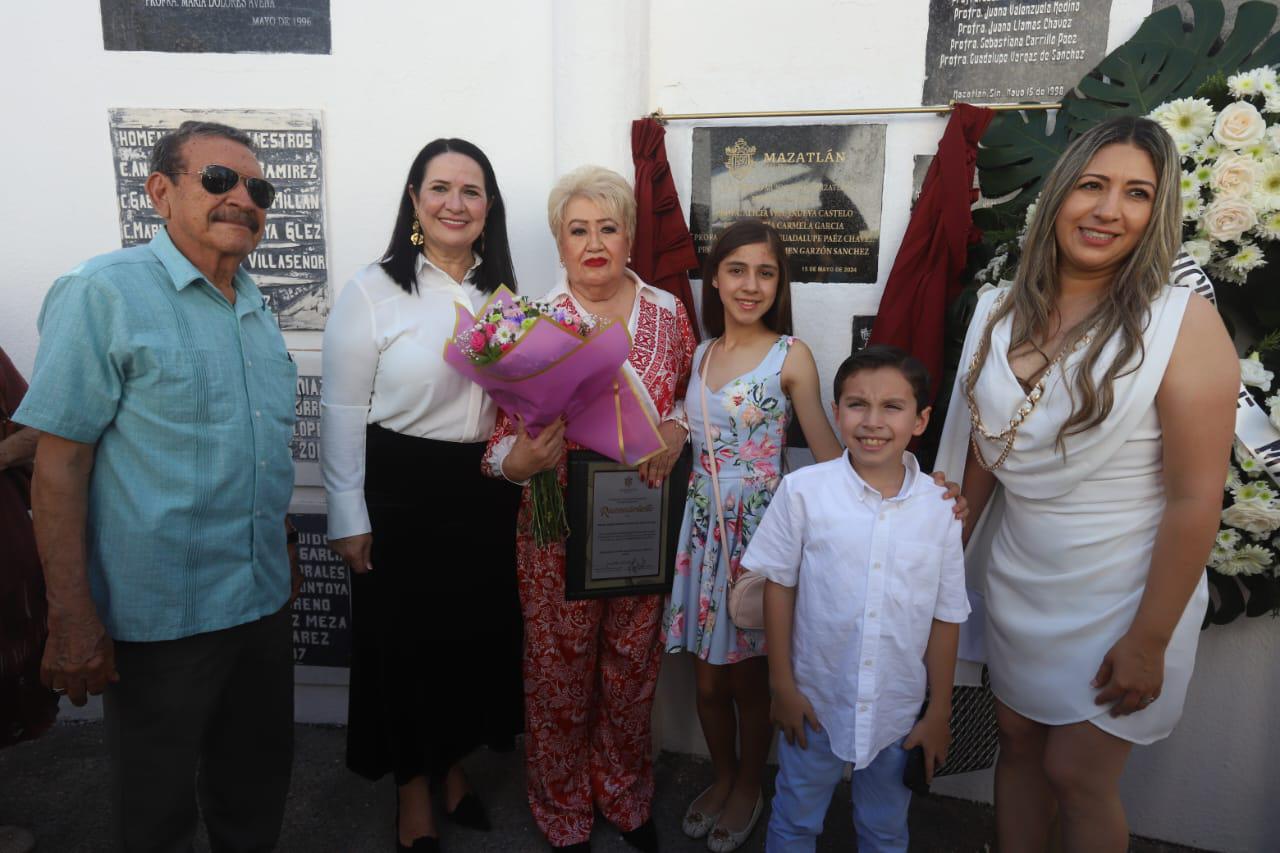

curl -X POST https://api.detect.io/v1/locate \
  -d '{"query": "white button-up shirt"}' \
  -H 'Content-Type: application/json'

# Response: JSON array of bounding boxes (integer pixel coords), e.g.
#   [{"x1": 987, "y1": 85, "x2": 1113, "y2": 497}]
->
[
  {"x1": 320, "y1": 255, "x2": 495, "y2": 539},
  {"x1": 743, "y1": 451, "x2": 969, "y2": 767}
]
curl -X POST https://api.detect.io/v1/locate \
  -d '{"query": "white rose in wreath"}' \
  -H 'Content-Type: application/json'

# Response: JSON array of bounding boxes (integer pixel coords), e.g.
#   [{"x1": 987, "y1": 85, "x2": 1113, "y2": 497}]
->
[
  {"x1": 1240, "y1": 354, "x2": 1274, "y2": 391},
  {"x1": 1221, "y1": 500, "x2": 1280, "y2": 537},
  {"x1": 1210, "y1": 153, "x2": 1260, "y2": 198},
  {"x1": 1214, "y1": 101, "x2": 1267, "y2": 149},
  {"x1": 1203, "y1": 197, "x2": 1259, "y2": 241}
]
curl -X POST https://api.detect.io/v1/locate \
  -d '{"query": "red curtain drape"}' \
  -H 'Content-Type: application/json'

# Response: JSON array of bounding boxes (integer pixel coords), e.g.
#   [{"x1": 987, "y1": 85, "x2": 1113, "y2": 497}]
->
[
  {"x1": 867, "y1": 103, "x2": 995, "y2": 403},
  {"x1": 631, "y1": 117, "x2": 701, "y2": 339}
]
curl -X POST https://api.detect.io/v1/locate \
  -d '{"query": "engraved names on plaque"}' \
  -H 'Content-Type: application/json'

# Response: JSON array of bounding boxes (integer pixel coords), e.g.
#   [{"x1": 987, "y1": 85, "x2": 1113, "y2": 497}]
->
[
  {"x1": 922, "y1": 0, "x2": 1112, "y2": 104},
  {"x1": 690, "y1": 124, "x2": 886, "y2": 284}
]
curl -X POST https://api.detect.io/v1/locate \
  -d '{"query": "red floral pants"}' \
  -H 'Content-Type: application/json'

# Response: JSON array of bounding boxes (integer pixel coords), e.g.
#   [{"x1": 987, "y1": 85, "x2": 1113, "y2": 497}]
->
[{"x1": 517, "y1": 538, "x2": 664, "y2": 847}]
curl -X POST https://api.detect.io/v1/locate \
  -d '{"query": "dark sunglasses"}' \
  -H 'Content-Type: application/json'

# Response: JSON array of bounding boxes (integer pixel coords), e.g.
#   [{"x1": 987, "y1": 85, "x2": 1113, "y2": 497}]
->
[{"x1": 172, "y1": 164, "x2": 277, "y2": 209}]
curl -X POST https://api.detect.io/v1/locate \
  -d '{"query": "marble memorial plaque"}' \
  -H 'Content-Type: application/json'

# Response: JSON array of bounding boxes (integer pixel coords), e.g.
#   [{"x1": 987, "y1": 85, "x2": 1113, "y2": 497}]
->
[
  {"x1": 922, "y1": 0, "x2": 1112, "y2": 105},
  {"x1": 100, "y1": 0, "x2": 330, "y2": 54},
  {"x1": 690, "y1": 124, "x2": 885, "y2": 284},
  {"x1": 291, "y1": 513, "x2": 351, "y2": 668},
  {"x1": 291, "y1": 350, "x2": 322, "y2": 487},
  {"x1": 108, "y1": 108, "x2": 330, "y2": 330}
]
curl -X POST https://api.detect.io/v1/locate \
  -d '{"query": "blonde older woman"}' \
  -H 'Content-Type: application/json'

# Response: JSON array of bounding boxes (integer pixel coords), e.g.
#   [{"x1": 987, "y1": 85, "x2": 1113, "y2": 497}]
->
[{"x1": 483, "y1": 166, "x2": 696, "y2": 852}]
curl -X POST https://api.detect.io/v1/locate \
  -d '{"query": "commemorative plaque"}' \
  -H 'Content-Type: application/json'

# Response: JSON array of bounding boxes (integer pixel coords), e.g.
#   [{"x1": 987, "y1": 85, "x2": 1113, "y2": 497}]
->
[
  {"x1": 290, "y1": 513, "x2": 351, "y2": 668},
  {"x1": 922, "y1": 0, "x2": 1111, "y2": 105},
  {"x1": 100, "y1": 0, "x2": 331, "y2": 54},
  {"x1": 108, "y1": 108, "x2": 330, "y2": 330},
  {"x1": 564, "y1": 449, "x2": 691, "y2": 599},
  {"x1": 290, "y1": 350, "x2": 322, "y2": 487},
  {"x1": 690, "y1": 124, "x2": 886, "y2": 284}
]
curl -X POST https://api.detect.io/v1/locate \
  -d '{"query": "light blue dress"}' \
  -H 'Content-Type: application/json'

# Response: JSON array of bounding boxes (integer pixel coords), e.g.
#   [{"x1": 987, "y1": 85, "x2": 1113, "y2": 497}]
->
[{"x1": 662, "y1": 336, "x2": 793, "y2": 664}]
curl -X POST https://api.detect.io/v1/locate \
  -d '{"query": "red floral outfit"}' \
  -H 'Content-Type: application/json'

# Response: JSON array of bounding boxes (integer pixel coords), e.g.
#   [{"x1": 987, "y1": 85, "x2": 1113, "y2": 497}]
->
[{"x1": 484, "y1": 272, "x2": 695, "y2": 847}]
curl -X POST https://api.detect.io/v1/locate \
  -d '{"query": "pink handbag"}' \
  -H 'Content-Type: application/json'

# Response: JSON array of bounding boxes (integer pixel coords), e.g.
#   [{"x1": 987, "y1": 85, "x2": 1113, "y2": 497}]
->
[{"x1": 700, "y1": 341, "x2": 767, "y2": 631}]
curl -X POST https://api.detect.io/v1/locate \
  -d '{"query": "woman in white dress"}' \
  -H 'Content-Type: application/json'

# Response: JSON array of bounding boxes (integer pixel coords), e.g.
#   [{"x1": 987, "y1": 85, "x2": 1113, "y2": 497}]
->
[{"x1": 936, "y1": 117, "x2": 1238, "y2": 851}]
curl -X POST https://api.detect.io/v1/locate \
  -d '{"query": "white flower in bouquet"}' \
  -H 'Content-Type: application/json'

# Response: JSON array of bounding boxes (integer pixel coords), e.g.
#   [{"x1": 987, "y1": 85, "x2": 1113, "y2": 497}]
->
[
  {"x1": 1217, "y1": 543, "x2": 1274, "y2": 575},
  {"x1": 1268, "y1": 394, "x2": 1280, "y2": 432},
  {"x1": 1241, "y1": 353, "x2": 1275, "y2": 390},
  {"x1": 1197, "y1": 137, "x2": 1226, "y2": 162},
  {"x1": 1217, "y1": 528, "x2": 1243, "y2": 549},
  {"x1": 1229, "y1": 71, "x2": 1260, "y2": 98},
  {"x1": 1226, "y1": 241, "x2": 1266, "y2": 274},
  {"x1": 1256, "y1": 210, "x2": 1280, "y2": 241},
  {"x1": 1183, "y1": 194, "x2": 1207, "y2": 222},
  {"x1": 1232, "y1": 479, "x2": 1278, "y2": 503},
  {"x1": 1183, "y1": 238, "x2": 1213, "y2": 265},
  {"x1": 1203, "y1": 196, "x2": 1259, "y2": 241},
  {"x1": 1210, "y1": 153, "x2": 1260, "y2": 197},
  {"x1": 1214, "y1": 101, "x2": 1268, "y2": 149},
  {"x1": 1208, "y1": 542, "x2": 1234, "y2": 568},
  {"x1": 1255, "y1": 66, "x2": 1279, "y2": 98},
  {"x1": 1268, "y1": 125, "x2": 1280, "y2": 152},
  {"x1": 1252, "y1": 157, "x2": 1280, "y2": 209},
  {"x1": 1176, "y1": 138, "x2": 1195, "y2": 157},
  {"x1": 1151, "y1": 97, "x2": 1217, "y2": 144},
  {"x1": 1180, "y1": 170, "x2": 1202, "y2": 198},
  {"x1": 1244, "y1": 140, "x2": 1271, "y2": 161},
  {"x1": 1235, "y1": 440, "x2": 1264, "y2": 472}
]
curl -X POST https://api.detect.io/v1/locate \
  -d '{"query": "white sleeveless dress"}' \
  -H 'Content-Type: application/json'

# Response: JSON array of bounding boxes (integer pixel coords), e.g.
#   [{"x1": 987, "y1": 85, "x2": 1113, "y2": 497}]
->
[{"x1": 935, "y1": 285, "x2": 1207, "y2": 744}]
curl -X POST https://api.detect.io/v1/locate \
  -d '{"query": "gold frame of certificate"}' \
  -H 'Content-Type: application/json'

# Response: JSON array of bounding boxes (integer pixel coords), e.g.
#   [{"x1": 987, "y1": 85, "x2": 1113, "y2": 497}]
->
[{"x1": 563, "y1": 448, "x2": 691, "y2": 600}]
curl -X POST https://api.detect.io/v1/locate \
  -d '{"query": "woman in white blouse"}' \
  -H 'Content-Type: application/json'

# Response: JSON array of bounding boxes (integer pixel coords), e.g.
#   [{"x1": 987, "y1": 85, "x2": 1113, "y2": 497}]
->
[{"x1": 321, "y1": 138, "x2": 523, "y2": 853}]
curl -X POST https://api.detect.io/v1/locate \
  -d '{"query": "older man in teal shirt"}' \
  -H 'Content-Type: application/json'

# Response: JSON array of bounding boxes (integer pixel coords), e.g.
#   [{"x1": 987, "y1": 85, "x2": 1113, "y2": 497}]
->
[{"x1": 17, "y1": 121, "x2": 299, "y2": 853}]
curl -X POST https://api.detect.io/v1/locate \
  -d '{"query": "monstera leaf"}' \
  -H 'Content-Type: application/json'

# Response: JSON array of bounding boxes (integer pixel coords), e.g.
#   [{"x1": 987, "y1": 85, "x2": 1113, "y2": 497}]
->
[{"x1": 978, "y1": 0, "x2": 1280, "y2": 213}]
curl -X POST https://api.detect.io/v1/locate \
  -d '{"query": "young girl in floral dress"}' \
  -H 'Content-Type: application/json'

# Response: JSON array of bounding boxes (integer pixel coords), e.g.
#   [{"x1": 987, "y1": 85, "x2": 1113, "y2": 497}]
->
[{"x1": 662, "y1": 220, "x2": 843, "y2": 852}]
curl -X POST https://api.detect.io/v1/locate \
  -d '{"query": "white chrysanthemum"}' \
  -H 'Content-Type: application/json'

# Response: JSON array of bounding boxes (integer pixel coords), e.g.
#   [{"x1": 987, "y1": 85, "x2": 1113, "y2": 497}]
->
[
  {"x1": 1183, "y1": 238, "x2": 1213, "y2": 265},
  {"x1": 1226, "y1": 241, "x2": 1267, "y2": 274},
  {"x1": 1252, "y1": 157, "x2": 1280, "y2": 209},
  {"x1": 1268, "y1": 394, "x2": 1280, "y2": 433},
  {"x1": 1229, "y1": 72, "x2": 1260, "y2": 97},
  {"x1": 1197, "y1": 138, "x2": 1226, "y2": 162},
  {"x1": 1183, "y1": 194, "x2": 1206, "y2": 221},
  {"x1": 1180, "y1": 170, "x2": 1201, "y2": 197},
  {"x1": 1267, "y1": 94, "x2": 1280, "y2": 116},
  {"x1": 1256, "y1": 66, "x2": 1279, "y2": 95},
  {"x1": 1245, "y1": 141, "x2": 1271, "y2": 161},
  {"x1": 1208, "y1": 543, "x2": 1233, "y2": 568},
  {"x1": 1236, "y1": 440, "x2": 1263, "y2": 470},
  {"x1": 1241, "y1": 354, "x2": 1275, "y2": 391},
  {"x1": 1227, "y1": 544, "x2": 1273, "y2": 575},
  {"x1": 1151, "y1": 97, "x2": 1217, "y2": 144},
  {"x1": 1210, "y1": 261, "x2": 1249, "y2": 284},
  {"x1": 1218, "y1": 528, "x2": 1243, "y2": 549},
  {"x1": 1256, "y1": 210, "x2": 1280, "y2": 241},
  {"x1": 1232, "y1": 480, "x2": 1278, "y2": 503}
]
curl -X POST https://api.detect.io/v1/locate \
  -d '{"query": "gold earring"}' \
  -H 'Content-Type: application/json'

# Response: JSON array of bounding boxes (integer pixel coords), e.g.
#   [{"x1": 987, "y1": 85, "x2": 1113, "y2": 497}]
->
[{"x1": 410, "y1": 218, "x2": 424, "y2": 247}]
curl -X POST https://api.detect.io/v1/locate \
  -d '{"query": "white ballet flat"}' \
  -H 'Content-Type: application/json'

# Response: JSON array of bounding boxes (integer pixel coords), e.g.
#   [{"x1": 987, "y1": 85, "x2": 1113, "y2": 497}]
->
[
  {"x1": 705, "y1": 793, "x2": 764, "y2": 853},
  {"x1": 681, "y1": 786, "x2": 724, "y2": 839}
]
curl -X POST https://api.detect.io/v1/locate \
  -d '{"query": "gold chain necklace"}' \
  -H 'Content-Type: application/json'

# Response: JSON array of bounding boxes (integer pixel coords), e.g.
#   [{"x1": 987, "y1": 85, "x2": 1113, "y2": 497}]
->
[{"x1": 965, "y1": 294, "x2": 1097, "y2": 471}]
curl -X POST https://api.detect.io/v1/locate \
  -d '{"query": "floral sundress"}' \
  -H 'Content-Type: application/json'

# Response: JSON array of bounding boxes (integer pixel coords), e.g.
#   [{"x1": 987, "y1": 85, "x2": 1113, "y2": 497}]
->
[{"x1": 662, "y1": 335, "x2": 793, "y2": 665}]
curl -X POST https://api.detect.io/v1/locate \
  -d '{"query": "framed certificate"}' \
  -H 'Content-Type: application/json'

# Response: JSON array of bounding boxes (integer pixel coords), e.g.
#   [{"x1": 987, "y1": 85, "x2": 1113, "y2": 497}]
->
[{"x1": 563, "y1": 448, "x2": 692, "y2": 599}]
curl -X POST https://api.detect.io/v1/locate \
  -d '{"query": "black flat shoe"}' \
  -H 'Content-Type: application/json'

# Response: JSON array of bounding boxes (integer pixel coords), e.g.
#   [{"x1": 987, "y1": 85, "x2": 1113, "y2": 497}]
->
[
  {"x1": 444, "y1": 791, "x2": 491, "y2": 831},
  {"x1": 619, "y1": 818, "x2": 658, "y2": 853}
]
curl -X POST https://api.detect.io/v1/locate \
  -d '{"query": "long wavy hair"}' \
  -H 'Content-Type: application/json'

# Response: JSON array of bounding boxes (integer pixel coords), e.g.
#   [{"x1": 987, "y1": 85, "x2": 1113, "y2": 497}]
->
[
  {"x1": 964, "y1": 116, "x2": 1182, "y2": 447},
  {"x1": 379, "y1": 138, "x2": 516, "y2": 295}
]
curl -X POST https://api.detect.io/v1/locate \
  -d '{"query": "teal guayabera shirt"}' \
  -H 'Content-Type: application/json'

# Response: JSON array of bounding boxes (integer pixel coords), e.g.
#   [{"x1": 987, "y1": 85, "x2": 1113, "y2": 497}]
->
[{"x1": 15, "y1": 228, "x2": 297, "y2": 642}]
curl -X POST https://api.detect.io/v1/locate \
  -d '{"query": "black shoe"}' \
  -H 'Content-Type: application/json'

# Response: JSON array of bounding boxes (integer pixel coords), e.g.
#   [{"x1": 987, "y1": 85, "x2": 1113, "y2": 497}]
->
[
  {"x1": 444, "y1": 791, "x2": 491, "y2": 831},
  {"x1": 619, "y1": 818, "x2": 658, "y2": 853}
]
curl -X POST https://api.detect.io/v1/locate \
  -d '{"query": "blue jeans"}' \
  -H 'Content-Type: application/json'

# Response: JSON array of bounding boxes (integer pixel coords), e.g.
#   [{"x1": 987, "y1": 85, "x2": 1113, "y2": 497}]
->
[{"x1": 766, "y1": 725, "x2": 910, "y2": 853}]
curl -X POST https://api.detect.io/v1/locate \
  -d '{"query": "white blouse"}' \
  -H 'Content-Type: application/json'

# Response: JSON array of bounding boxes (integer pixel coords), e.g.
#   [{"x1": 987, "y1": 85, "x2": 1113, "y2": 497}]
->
[{"x1": 321, "y1": 254, "x2": 495, "y2": 539}]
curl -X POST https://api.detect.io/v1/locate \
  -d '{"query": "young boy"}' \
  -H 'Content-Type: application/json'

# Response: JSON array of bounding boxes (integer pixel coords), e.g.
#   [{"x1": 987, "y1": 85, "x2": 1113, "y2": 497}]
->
[{"x1": 742, "y1": 345, "x2": 969, "y2": 853}]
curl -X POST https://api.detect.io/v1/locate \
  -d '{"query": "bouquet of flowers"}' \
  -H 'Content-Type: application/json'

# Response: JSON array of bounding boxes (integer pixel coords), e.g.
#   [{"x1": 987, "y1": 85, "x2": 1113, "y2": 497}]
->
[
  {"x1": 446, "y1": 286, "x2": 665, "y2": 546},
  {"x1": 1149, "y1": 66, "x2": 1280, "y2": 286}
]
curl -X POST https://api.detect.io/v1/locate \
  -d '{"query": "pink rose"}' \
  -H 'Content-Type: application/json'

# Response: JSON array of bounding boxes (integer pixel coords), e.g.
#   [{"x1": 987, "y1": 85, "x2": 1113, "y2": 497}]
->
[{"x1": 469, "y1": 331, "x2": 487, "y2": 351}]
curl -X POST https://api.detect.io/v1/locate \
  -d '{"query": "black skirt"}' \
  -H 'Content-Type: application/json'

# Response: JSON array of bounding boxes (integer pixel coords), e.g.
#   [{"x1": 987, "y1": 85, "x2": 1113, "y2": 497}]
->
[{"x1": 345, "y1": 424, "x2": 523, "y2": 784}]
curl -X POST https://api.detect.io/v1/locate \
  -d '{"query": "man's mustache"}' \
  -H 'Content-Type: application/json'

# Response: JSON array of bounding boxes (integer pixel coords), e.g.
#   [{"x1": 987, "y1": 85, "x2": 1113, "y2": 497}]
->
[{"x1": 211, "y1": 208, "x2": 261, "y2": 231}]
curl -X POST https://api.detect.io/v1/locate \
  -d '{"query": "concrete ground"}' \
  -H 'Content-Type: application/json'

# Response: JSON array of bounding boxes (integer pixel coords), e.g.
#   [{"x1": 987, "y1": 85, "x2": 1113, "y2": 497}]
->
[{"x1": 0, "y1": 722, "x2": 1205, "y2": 852}]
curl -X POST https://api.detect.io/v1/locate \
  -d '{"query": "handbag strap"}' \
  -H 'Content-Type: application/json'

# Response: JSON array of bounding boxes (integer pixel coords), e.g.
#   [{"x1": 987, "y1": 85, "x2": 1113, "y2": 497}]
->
[{"x1": 700, "y1": 340, "x2": 734, "y2": 585}]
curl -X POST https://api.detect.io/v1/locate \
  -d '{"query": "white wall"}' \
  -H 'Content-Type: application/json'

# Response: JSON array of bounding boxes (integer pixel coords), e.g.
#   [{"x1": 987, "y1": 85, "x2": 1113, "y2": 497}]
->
[{"x1": 6, "y1": 2, "x2": 1277, "y2": 849}]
